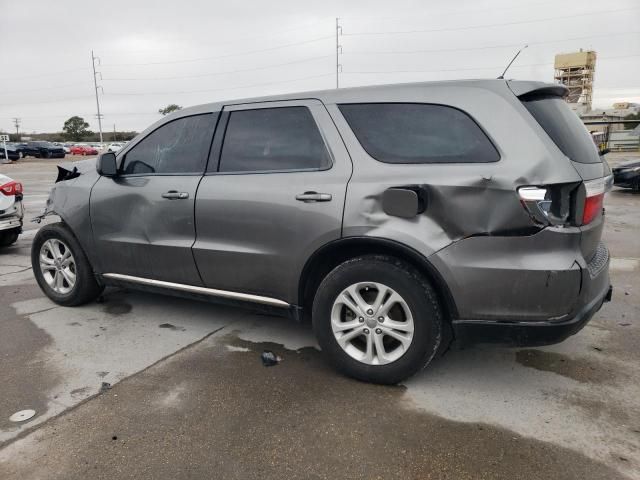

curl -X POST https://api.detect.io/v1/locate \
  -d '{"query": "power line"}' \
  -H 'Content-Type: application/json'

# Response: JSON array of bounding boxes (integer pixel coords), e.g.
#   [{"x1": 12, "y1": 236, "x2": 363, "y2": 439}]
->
[
  {"x1": 345, "y1": 31, "x2": 640, "y2": 56},
  {"x1": 0, "y1": 67, "x2": 91, "y2": 82},
  {"x1": 0, "y1": 82, "x2": 93, "y2": 96},
  {"x1": 103, "y1": 55, "x2": 333, "y2": 81},
  {"x1": 344, "y1": 53, "x2": 640, "y2": 75},
  {"x1": 342, "y1": 6, "x2": 639, "y2": 36},
  {"x1": 101, "y1": 35, "x2": 335, "y2": 67},
  {"x1": 106, "y1": 72, "x2": 334, "y2": 97}
]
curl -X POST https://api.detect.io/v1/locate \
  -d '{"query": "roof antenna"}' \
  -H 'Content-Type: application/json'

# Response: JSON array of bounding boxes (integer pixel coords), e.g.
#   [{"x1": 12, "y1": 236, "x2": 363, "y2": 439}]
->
[{"x1": 497, "y1": 45, "x2": 528, "y2": 79}]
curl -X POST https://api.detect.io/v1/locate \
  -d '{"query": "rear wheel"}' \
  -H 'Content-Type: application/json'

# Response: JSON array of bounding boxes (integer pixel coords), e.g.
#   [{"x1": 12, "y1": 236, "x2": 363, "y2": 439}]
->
[
  {"x1": 0, "y1": 228, "x2": 19, "y2": 247},
  {"x1": 312, "y1": 255, "x2": 443, "y2": 384},
  {"x1": 31, "y1": 223, "x2": 103, "y2": 306},
  {"x1": 41, "y1": 150, "x2": 50, "y2": 159}
]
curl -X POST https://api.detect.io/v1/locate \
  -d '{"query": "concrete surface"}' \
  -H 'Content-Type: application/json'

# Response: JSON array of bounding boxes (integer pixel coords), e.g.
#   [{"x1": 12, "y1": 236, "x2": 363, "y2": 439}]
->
[{"x1": 0, "y1": 155, "x2": 638, "y2": 479}]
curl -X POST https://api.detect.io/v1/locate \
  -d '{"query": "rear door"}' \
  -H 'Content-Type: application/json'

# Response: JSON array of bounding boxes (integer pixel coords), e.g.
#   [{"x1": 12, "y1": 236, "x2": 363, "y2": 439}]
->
[
  {"x1": 192, "y1": 99, "x2": 352, "y2": 304},
  {"x1": 90, "y1": 113, "x2": 218, "y2": 285}
]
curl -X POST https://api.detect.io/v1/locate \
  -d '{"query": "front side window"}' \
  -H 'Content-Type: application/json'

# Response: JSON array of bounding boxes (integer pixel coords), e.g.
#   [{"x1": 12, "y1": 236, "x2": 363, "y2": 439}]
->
[
  {"x1": 218, "y1": 106, "x2": 331, "y2": 173},
  {"x1": 339, "y1": 103, "x2": 500, "y2": 164},
  {"x1": 121, "y1": 114, "x2": 217, "y2": 175}
]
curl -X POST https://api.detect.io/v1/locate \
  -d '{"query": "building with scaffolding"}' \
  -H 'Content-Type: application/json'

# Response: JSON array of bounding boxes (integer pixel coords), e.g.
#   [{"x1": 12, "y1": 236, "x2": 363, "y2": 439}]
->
[{"x1": 554, "y1": 49, "x2": 596, "y2": 114}]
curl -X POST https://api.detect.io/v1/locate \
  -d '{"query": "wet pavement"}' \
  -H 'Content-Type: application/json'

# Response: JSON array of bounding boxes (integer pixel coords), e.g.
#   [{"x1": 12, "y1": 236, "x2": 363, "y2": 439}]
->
[{"x1": 0, "y1": 156, "x2": 639, "y2": 479}]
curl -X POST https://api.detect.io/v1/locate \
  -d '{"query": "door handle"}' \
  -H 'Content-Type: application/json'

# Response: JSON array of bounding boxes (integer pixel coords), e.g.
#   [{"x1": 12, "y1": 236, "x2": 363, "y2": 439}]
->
[
  {"x1": 161, "y1": 191, "x2": 189, "y2": 200},
  {"x1": 295, "y1": 191, "x2": 332, "y2": 203}
]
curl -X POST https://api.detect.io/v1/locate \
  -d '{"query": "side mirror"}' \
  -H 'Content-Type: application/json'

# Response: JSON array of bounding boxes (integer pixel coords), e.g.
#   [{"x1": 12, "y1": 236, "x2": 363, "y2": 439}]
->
[{"x1": 96, "y1": 152, "x2": 118, "y2": 177}]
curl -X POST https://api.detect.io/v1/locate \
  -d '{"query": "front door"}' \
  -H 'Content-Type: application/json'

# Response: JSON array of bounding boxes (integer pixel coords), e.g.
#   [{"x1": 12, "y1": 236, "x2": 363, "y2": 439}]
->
[
  {"x1": 90, "y1": 113, "x2": 218, "y2": 285},
  {"x1": 192, "y1": 100, "x2": 352, "y2": 304}
]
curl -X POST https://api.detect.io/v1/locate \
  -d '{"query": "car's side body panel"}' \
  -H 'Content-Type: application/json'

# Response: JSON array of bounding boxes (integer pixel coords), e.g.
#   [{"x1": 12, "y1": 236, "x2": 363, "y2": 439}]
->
[{"x1": 192, "y1": 99, "x2": 353, "y2": 303}]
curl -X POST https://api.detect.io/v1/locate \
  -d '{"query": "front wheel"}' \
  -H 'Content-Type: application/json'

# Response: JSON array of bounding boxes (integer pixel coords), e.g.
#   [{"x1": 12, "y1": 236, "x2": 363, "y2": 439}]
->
[
  {"x1": 312, "y1": 255, "x2": 443, "y2": 385},
  {"x1": 31, "y1": 223, "x2": 104, "y2": 306}
]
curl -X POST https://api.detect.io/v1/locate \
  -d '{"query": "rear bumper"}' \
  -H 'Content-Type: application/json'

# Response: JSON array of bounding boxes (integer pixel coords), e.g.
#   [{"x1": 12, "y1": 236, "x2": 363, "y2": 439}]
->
[
  {"x1": 0, "y1": 201, "x2": 24, "y2": 232},
  {"x1": 452, "y1": 283, "x2": 612, "y2": 347}
]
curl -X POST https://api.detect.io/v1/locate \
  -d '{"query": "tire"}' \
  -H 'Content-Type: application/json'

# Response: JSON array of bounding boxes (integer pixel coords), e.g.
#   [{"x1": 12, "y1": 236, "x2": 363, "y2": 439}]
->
[
  {"x1": 312, "y1": 255, "x2": 443, "y2": 384},
  {"x1": 41, "y1": 150, "x2": 50, "y2": 159},
  {"x1": 0, "y1": 228, "x2": 19, "y2": 247},
  {"x1": 31, "y1": 222, "x2": 104, "y2": 306}
]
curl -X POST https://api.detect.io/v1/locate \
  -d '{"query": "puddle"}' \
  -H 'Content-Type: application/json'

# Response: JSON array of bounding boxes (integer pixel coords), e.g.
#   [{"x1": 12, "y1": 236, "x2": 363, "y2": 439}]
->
[
  {"x1": 515, "y1": 349, "x2": 614, "y2": 384},
  {"x1": 102, "y1": 301, "x2": 132, "y2": 316},
  {"x1": 159, "y1": 323, "x2": 186, "y2": 332}
]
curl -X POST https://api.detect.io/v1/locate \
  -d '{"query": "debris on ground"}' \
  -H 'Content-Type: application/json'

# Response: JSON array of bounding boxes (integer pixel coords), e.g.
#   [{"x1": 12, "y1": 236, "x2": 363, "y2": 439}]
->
[
  {"x1": 9, "y1": 409, "x2": 36, "y2": 422},
  {"x1": 261, "y1": 351, "x2": 282, "y2": 367},
  {"x1": 100, "y1": 382, "x2": 111, "y2": 393}
]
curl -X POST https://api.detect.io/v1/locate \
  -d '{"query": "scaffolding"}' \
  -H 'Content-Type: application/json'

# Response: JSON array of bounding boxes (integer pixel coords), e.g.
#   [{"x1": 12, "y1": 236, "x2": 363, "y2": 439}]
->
[{"x1": 554, "y1": 49, "x2": 596, "y2": 112}]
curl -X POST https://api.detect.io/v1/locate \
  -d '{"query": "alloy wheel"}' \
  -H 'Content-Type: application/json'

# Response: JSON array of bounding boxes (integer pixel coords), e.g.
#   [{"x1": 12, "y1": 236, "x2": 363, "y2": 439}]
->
[
  {"x1": 331, "y1": 282, "x2": 414, "y2": 365},
  {"x1": 39, "y1": 238, "x2": 76, "y2": 295}
]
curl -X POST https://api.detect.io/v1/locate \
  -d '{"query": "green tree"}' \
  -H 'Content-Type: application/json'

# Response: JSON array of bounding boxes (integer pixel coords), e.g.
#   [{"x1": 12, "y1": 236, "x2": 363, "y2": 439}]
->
[
  {"x1": 624, "y1": 112, "x2": 640, "y2": 130},
  {"x1": 62, "y1": 116, "x2": 92, "y2": 141},
  {"x1": 158, "y1": 104, "x2": 182, "y2": 115}
]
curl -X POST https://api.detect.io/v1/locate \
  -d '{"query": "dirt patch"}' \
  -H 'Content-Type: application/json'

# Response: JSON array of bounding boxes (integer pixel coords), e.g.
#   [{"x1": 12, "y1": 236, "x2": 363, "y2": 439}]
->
[
  {"x1": 515, "y1": 349, "x2": 615, "y2": 384},
  {"x1": 158, "y1": 323, "x2": 186, "y2": 332}
]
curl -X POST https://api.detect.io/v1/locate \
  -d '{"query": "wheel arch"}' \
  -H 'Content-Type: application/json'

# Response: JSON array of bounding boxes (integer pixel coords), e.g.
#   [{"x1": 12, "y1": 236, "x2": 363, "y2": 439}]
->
[{"x1": 299, "y1": 237, "x2": 458, "y2": 322}]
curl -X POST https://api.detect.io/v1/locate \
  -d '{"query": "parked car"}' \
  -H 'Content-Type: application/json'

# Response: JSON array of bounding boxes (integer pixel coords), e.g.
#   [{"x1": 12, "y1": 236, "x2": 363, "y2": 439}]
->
[
  {"x1": 0, "y1": 143, "x2": 21, "y2": 161},
  {"x1": 0, "y1": 173, "x2": 23, "y2": 247},
  {"x1": 20, "y1": 141, "x2": 65, "y2": 159},
  {"x1": 106, "y1": 143, "x2": 123, "y2": 152},
  {"x1": 612, "y1": 158, "x2": 640, "y2": 191},
  {"x1": 70, "y1": 145, "x2": 99, "y2": 156},
  {"x1": 31, "y1": 79, "x2": 613, "y2": 384}
]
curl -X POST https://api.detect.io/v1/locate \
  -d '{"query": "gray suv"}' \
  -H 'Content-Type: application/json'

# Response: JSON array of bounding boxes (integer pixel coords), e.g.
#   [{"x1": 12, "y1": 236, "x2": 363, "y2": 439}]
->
[{"x1": 31, "y1": 79, "x2": 612, "y2": 384}]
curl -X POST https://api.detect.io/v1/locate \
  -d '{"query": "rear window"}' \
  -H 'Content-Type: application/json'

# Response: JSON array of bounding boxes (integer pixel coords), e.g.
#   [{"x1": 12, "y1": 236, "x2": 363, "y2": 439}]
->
[
  {"x1": 521, "y1": 95, "x2": 601, "y2": 164},
  {"x1": 338, "y1": 103, "x2": 499, "y2": 164}
]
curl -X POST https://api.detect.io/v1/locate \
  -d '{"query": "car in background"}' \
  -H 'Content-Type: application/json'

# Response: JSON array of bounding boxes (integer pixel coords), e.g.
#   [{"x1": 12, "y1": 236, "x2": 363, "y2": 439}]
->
[
  {"x1": 612, "y1": 159, "x2": 640, "y2": 191},
  {"x1": 53, "y1": 143, "x2": 71, "y2": 154},
  {"x1": 0, "y1": 173, "x2": 23, "y2": 247},
  {"x1": 0, "y1": 143, "x2": 21, "y2": 161},
  {"x1": 106, "y1": 143, "x2": 123, "y2": 152},
  {"x1": 70, "y1": 145, "x2": 99, "y2": 156},
  {"x1": 20, "y1": 141, "x2": 65, "y2": 159}
]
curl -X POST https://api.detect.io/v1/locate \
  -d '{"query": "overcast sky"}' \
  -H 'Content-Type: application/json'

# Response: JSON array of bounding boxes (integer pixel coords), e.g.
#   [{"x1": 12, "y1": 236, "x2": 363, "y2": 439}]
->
[{"x1": 1, "y1": 0, "x2": 638, "y2": 134}]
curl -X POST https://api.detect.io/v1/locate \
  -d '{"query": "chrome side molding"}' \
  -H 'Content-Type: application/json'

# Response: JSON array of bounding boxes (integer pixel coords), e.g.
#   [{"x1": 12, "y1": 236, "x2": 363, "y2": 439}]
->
[{"x1": 102, "y1": 273, "x2": 290, "y2": 308}]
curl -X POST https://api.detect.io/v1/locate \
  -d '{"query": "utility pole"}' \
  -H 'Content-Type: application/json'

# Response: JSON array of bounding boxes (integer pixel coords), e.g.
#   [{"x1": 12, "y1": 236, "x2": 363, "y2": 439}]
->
[
  {"x1": 113, "y1": 124, "x2": 117, "y2": 142},
  {"x1": 335, "y1": 18, "x2": 342, "y2": 89},
  {"x1": 91, "y1": 50, "x2": 104, "y2": 144},
  {"x1": 12, "y1": 118, "x2": 20, "y2": 140}
]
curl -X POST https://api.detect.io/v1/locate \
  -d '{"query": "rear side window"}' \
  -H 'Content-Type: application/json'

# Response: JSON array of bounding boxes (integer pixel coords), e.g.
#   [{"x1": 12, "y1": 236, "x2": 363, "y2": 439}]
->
[
  {"x1": 338, "y1": 103, "x2": 499, "y2": 164},
  {"x1": 219, "y1": 107, "x2": 331, "y2": 173},
  {"x1": 121, "y1": 114, "x2": 217, "y2": 175},
  {"x1": 521, "y1": 95, "x2": 601, "y2": 164}
]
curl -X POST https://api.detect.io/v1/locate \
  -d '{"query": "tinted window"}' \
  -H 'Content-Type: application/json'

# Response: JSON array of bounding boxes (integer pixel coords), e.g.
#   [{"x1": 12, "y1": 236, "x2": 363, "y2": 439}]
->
[
  {"x1": 339, "y1": 103, "x2": 499, "y2": 164},
  {"x1": 121, "y1": 114, "x2": 217, "y2": 175},
  {"x1": 522, "y1": 95, "x2": 601, "y2": 164},
  {"x1": 218, "y1": 107, "x2": 330, "y2": 173}
]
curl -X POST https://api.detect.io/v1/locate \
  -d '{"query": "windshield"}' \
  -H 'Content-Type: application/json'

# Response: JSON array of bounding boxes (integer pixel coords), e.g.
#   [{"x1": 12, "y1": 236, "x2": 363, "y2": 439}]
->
[{"x1": 522, "y1": 95, "x2": 601, "y2": 164}]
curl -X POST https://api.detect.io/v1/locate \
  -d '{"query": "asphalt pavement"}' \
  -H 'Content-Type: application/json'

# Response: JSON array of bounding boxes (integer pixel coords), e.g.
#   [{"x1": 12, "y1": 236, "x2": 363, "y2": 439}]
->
[{"x1": 0, "y1": 155, "x2": 638, "y2": 479}]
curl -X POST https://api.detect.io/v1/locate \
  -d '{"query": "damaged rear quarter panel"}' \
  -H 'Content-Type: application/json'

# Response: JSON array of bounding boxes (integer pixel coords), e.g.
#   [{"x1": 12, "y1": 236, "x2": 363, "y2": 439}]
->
[{"x1": 328, "y1": 82, "x2": 585, "y2": 321}]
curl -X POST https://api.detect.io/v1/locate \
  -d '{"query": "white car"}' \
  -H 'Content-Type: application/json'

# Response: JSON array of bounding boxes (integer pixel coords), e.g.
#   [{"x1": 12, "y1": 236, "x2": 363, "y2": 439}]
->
[
  {"x1": 106, "y1": 143, "x2": 123, "y2": 152},
  {"x1": 0, "y1": 173, "x2": 24, "y2": 247}
]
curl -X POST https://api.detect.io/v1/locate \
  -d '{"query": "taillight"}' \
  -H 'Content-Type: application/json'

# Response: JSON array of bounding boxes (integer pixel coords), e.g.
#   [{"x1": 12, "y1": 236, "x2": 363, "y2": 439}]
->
[
  {"x1": 582, "y1": 177, "x2": 611, "y2": 225},
  {"x1": 518, "y1": 183, "x2": 576, "y2": 227},
  {"x1": 0, "y1": 180, "x2": 23, "y2": 196}
]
